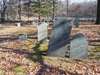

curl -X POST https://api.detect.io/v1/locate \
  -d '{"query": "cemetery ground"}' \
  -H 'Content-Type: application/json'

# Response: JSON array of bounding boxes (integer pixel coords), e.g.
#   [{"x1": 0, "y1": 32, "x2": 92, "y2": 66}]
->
[{"x1": 0, "y1": 24, "x2": 100, "y2": 75}]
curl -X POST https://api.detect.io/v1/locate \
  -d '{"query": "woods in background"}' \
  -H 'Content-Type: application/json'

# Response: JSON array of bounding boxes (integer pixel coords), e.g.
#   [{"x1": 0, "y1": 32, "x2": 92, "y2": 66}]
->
[{"x1": 0, "y1": 0, "x2": 99, "y2": 24}]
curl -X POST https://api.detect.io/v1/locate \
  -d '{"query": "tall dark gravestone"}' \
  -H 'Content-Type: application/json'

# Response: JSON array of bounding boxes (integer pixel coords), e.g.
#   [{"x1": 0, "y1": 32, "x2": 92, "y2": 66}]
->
[
  {"x1": 47, "y1": 18, "x2": 72, "y2": 57},
  {"x1": 70, "y1": 33, "x2": 88, "y2": 59}
]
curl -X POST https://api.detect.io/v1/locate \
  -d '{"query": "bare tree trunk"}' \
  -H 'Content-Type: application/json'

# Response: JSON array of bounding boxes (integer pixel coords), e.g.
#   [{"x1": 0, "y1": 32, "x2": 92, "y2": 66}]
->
[
  {"x1": 96, "y1": 0, "x2": 100, "y2": 24},
  {"x1": 0, "y1": 0, "x2": 7, "y2": 23},
  {"x1": 52, "y1": 0, "x2": 55, "y2": 21},
  {"x1": 66, "y1": 0, "x2": 69, "y2": 17},
  {"x1": 18, "y1": 0, "x2": 21, "y2": 21},
  {"x1": 1, "y1": 10, "x2": 6, "y2": 22},
  {"x1": 38, "y1": 0, "x2": 41, "y2": 25},
  {"x1": 28, "y1": 0, "x2": 31, "y2": 22}
]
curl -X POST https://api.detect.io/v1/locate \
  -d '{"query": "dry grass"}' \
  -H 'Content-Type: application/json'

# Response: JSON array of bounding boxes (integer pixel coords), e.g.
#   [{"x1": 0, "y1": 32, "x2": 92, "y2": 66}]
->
[{"x1": 0, "y1": 26, "x2": 37, "y2": 35}]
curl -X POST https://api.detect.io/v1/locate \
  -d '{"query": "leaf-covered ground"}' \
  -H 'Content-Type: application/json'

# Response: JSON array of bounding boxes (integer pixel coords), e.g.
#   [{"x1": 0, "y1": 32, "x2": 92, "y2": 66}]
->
[
  {"x1": 0, "y1": 48, "x2": 100, "y2": 75},
  {"x1": 0, "y1": 25, "x2": 100, "y2": 75}
]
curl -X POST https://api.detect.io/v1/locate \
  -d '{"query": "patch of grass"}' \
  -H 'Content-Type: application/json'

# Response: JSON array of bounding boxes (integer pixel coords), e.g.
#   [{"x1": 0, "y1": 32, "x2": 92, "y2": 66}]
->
[
  {"x1": 94, "y1": 55, "x2": 100, "y2": 60},
  {"x1": 89, "y1": 52, "x2": 95, "y2": 57},
  {"x1": 94, "y1": 47, "x2": 100, "y2": 52},
  {"x1": 0, "y1": 69, "x2": 5, "y2": 75},
  {"x1": 15, "y1": 72, "x2": 26, "y2": 75},
  {"x1": 38, "y1": 42, "x2": 48, "y2": 52},
  {"x1": 14, "y1": 66, "x2": 26, "y2": 75}
]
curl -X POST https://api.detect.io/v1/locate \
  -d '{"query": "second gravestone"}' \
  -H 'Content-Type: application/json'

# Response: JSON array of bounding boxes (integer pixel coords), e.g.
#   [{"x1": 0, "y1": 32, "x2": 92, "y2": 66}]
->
[
  {"x1": 47, "y1": 18, "x2": 72, "y2": 57},
  {"x1": 37, "y1": 22, "x2": 48, "y2": 42},
  {"x1": 70, "y1": 33, "x2": 88, "y2": 59}
]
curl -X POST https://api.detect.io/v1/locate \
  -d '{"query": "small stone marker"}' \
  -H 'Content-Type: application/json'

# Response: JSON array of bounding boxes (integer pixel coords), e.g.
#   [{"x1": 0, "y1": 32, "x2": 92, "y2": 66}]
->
[
  {"x1": 0, "y1": 24, "x2": 2, "y2": 27},
  {"x1": 16, "y1": 23, "x2": 21, "y2": 27},
  {"x1": 19, "y1": 34, "x2": 27, "y2": 41},
  {"x1": 37, "y1": 22, "x2": 48, "y2": 42},
  {"x1": 74, "y1": 15, "x2": 80, "y2": 28},
  {"x1": 32, "y1": 21, "x2": 38, "y2": 26},
  {"x1": 48, "y1": 18, "x2": 72, "y2": 57},
  {"x1": 70, "y1": 33, "x2": 88, "y2": 59}
]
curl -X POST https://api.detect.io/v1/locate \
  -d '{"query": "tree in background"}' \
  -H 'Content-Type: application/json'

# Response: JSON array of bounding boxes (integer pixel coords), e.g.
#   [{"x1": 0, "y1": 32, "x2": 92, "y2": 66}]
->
[
  {"x1": 6, "y1": 0, "x2": 18, "y2": 21},
  {"x1": 32, "y1": 0, "x2": 57, "y2": 22},
  {"x1": 96, "y1": 0, "x2": 100, "y2": 24},
  {"x1": 0, "y1": 0, "x2": 8, "y2": 22}
]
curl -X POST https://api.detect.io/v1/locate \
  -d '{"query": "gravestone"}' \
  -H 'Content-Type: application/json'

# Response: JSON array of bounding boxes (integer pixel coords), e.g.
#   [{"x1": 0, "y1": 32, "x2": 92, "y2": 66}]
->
[
  {"x1": 47, "y1": 18, "x2": 72, "y2": 57},
  {"x1": 70, "y1": 33, "x2": 88, "y2": 59},
  {"x1": 16, "y1": 23, "x2": 21, "y2": 27},
  {"x1": 18, "y1": 34, "x2": 27, "y2": 41},
  {"x1": 74, "y1": 15, "x2": 80, "y2": 28},
  {"x1": 0, "y1": 24, "x2": 2, "y2": 27},
  {"x1": 37, "y1": 22, "x2": 48, "y2": 42}
]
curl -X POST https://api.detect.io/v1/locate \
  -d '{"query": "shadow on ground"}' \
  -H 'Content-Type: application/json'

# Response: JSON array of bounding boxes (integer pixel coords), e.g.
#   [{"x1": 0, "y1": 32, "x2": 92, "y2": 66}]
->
[{"x1": 0, "y1": 42, "x2": 67, "y2": 75}]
